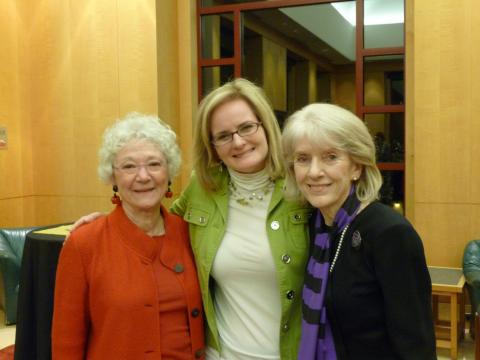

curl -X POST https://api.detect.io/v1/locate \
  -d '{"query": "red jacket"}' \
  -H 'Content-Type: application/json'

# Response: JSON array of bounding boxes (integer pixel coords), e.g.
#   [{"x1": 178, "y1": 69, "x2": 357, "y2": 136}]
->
[{"x1": 52, "y1": 205, "x2": 205, "y2": 359}]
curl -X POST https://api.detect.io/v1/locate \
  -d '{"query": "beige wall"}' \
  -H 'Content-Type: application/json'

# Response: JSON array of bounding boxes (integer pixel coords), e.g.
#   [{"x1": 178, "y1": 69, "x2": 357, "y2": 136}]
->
[
  {"x1": 0, "y1": 0, "x2": 196, "y2": 227},
  {"x1": 0, "y1": 0, "x2": 34, "y2": 226},
  {"x1": 407, "y1": 0, "x2": 480, "y2": 266}
]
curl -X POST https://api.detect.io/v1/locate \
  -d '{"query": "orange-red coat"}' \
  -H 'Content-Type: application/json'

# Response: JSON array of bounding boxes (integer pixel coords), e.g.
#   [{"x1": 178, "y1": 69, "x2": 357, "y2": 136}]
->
[{"x1": 52, "y1": 205, "x2": 205, "y2": 359}]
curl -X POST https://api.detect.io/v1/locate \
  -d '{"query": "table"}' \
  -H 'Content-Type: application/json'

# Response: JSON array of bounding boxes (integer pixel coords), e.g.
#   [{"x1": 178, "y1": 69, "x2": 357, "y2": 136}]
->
[
  {"x1": 14, "y1": 224, "x2": 71, "y2": 360},
  {"x1": 429, "y1": 266, "x2": 466, "y2": 360}
]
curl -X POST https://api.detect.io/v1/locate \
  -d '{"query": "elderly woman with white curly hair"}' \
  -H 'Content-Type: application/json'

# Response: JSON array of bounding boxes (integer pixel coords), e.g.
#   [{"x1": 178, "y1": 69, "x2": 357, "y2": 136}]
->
[{"x1": 52, "y1": 113, "x2": 205, "y2": 359}]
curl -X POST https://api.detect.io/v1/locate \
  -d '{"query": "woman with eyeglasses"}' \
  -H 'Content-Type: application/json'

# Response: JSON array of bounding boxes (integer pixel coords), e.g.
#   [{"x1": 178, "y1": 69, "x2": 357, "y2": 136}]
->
[
  {"x1": 52, "y1": 113, "x2": 205, "y2": 359},
  {"x1": 170, "y1": 78, "x2": 311, "y2": 359},
  {"x1": 69, "y1": 79, "x2": 310, "y2": 359}
]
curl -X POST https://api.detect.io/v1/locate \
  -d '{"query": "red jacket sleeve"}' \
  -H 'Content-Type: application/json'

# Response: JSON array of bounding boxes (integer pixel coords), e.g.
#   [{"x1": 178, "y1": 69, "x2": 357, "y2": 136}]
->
[{"x1": 51, "y1": 235, "x2": 90, "y2": 360}]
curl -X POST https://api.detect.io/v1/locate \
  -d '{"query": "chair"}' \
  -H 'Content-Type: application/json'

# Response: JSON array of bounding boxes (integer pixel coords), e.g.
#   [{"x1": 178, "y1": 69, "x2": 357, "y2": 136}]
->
[
  {"x1": 0, "y1": 227, "x2": 39, "y2": 325},
  {"x1": 463, "y1": 239, "x2": 480, "y2": 338}
]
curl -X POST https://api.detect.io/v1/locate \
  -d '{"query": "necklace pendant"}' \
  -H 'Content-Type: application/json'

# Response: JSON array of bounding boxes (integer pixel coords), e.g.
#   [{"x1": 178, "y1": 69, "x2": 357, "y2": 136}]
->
[{"x1": 257, "y1": 194, "x2": 263, "y2": 200}]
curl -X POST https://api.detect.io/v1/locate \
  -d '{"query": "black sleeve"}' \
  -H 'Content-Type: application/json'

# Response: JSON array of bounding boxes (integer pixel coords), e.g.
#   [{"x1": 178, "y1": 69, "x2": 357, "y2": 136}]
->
[{"x1": 371, "y1": 223, "x2": 436, "y2": 360}]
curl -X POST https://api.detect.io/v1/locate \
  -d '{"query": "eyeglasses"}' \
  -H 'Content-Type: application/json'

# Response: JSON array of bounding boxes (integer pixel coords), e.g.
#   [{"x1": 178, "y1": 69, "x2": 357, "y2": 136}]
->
[
  {"x1": 211, "y1": 121, "x2": 262, "y2": 146},
  {"x1": 113, "y1": 161, "x2": 165, "y2": 175}
]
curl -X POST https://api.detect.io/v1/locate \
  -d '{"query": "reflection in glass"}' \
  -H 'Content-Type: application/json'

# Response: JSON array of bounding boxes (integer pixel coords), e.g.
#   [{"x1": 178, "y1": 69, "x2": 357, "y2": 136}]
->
[
  {"x1": 363, "y1": 0, "x2": 404, "y2": 48},
  {"x1": 242, "y1": 3, "x2": 355, "y2": 115},
  {"x1": 364, "y1": 55, "x2": 404, "y2": 106},
  {"x1": 365, "y1": 113, "x2": 404, "y2": 163},
  {"x1": 379, "y1": 170, "x2": 404, "y2": 210},
  {"x1": 201, "y1": 66, "x2": 234, "y2": 96},
  {"x1": 201, "y1": 15, "x2": 234, "y2": 59}
]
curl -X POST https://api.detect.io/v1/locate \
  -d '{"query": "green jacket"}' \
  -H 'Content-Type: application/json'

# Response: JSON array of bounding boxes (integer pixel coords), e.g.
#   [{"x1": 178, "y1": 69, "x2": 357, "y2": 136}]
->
[{"x1": 171, "y1": 171, "x2": 311, "y2": 359}]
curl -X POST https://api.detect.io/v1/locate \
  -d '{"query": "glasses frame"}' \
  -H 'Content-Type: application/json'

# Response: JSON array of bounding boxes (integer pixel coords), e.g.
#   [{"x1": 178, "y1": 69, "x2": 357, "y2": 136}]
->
[
  {"x1": 211, "y1": 121, "x2": 262, "y2": 146},
  {"x1": 112, "y1": 162, "x2": 165, "y2": 175}
]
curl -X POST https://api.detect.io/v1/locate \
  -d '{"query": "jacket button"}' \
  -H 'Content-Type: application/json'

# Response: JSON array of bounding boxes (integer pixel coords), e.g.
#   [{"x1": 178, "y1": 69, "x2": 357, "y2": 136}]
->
[
  {"x1": 199, "y1": 216, "x2": 206, "y2": 224},
  {"x1": 191, "y1": 308, "x2": 200, "y2": 317},
  {"x1": 195, "y1": 348, "x2": 204, "y2": 358},
  {"x1": 270, "y1": 221, "x2": 280, "y2": 230},
  {"x1": 174, "y1": 263, "x2": 184, "y2": 273},
  {"x1": 282, "y1": 323, "x2": 289, "y2": 332},
  {"x1": 286, "y1": 290, "x2": 295, "y2": 300},
  {"x1": 281, "y1": 254, "x2": 291, "y2": 264}
]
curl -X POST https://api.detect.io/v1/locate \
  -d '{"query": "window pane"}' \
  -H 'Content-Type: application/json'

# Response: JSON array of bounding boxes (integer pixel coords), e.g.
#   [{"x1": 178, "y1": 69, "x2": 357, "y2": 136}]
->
[
  {"x1": 364, "y1": 55, "x2": 404, "y2": 106},
  {"x1": 365, "y1": 113, "x2": 404, "y2": 163},
  {"x1": 201, "y1": 14, "x2": 234, "y2": 59},
  {"x1": 363, "y1": 0, "x2": 404, "y2": 49},
  {"x1": 201, "y1": 66, "x2": 234, "y2": 96},
  {"x1": 379, "y1": 170, "x2": 404, "y2": 213},
  {"x1": 242, "y1": 2, "x2": 355, "y2": 115}
]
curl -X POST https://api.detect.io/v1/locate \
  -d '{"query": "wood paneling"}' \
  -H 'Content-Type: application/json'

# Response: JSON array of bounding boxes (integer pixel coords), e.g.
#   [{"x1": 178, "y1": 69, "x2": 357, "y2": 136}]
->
[
  {"x1": 0, "y1": 0, "x2": 159, "y2": 226},
  {"x1": 176, "y1": 0, "x2": 197, "y2": 191},
  {"x1": 410, "y1": 0, "x2": 480, "y2": 266},
  {"x1": 0, "y1": 0, "x2": 33, "y2": 226}
]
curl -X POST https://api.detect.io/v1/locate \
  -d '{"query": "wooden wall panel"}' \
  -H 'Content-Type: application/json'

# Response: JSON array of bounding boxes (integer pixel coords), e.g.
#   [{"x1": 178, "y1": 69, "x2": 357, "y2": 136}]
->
[
  {"x1": 471, "y1": 6, "x2": 480, "y2": 204},
  {"x1": 332, "y1": 71, "x2": 355, "y2": 114},
  {"x1": 117, "y1": 0, "x2": 158, "y2": 115},
  {"x1": 411, "y1": 0, "x2": 480, "y2": 266},
  {"x1": 176, "y1": 0, "x2": 197, "y2": 189},
  {"x1": 1, "y1": 0, "x2": 194, "y2": 226},
  {"x1": 0, "y1": 0, "x2": 34, "y2": 226},
  {"x1": 25, "y1": 0, "x2": 158, "y2": 225},
  {"x1": 415, "y1": 204, "x2": 471, "y2": 267}
]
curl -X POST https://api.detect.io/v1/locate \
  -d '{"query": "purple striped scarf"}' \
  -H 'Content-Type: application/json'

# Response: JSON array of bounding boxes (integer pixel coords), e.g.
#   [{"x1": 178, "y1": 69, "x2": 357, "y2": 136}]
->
[{"x1": 298, "y1": 186, "x2": 360, "y2": 359}]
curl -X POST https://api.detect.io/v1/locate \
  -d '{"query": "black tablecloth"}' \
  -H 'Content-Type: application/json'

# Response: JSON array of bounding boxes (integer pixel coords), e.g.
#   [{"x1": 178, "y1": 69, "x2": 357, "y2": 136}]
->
[{"x1": 14, "y1": 224, "x2": 69, "y2": 360}]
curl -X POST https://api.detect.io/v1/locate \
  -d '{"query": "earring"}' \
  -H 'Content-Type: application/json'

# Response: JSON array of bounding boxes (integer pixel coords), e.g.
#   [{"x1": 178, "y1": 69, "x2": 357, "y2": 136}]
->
[
  {"x1": 111, "y1": 185, "x2": 121, "y2": 205},
  {"x1": 165, "y1": 181, "x2": 173, "y2": 198},
  {"x1": 352, "y1": 176, "x2": 358, "y2": 181}
]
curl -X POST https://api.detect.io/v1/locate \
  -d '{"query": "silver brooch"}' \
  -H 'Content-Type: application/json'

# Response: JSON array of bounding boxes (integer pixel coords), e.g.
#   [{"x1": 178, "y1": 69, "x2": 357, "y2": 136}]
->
[{"x1": 351, "y1": 230, "x2": 362, "y2": 249}]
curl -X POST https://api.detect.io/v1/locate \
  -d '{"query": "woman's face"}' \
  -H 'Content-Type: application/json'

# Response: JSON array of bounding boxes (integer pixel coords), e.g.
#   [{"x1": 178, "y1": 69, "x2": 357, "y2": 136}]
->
[
  {"x1": 112, "y1": 139, "x2": 169, "y2": 214},
  {"x1": 210, "y1": 98, "x2": 269, "y2": 174},
  {"x1": 293, "y1": 139, "x2": 361, "y2": 224}
]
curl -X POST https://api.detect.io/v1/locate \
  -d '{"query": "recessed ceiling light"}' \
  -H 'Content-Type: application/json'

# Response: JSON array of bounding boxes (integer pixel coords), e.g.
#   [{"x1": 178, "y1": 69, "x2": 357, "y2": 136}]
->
[{"x1": 332, "y1": 0, "x2": 404, "y2": 26}]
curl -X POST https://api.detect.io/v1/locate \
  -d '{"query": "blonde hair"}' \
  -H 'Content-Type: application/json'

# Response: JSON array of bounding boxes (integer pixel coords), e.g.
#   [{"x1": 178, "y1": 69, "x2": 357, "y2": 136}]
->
[
  {"x1": 282, "y1": 103, "x2": 382, "y2": 203},
  {"x1": 98, "y1": 112, "x2": 181, "y2": 183},
  {"x1": 193, "y1": 78, "x2": 284, "y2": 191}
]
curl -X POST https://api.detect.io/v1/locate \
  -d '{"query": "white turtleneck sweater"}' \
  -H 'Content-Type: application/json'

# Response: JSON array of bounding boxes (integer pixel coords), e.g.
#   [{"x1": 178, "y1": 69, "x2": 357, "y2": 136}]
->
[{"x1": 206, "y1": 168, "x2": 281, "y2": 360}]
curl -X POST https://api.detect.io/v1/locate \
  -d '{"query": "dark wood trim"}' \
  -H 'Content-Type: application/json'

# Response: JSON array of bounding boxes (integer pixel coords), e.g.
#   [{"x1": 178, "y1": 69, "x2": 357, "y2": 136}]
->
[
  {"x1": 234, "y1": 10, "x2": 242, "y2": 78},
  {"x1": 355, "y1": 0, "x2": 364, "y2": 117},
  {"x1": 377, "y1": 162, "x2": 405, "y2": 171},
  {"x1": 199, "y1": 58, "x2": 236, "y2": 67},
  {"x1": 363, "y1": 105, "x2": 405, "y2": 114},
  {"x1": 199, "y1": 0, "x2": 342, "y2": 14},
  {"x1": 197, "y1": 0, "x2": 202, "y2": 101},
  {"x1": 362, "y1": 47, "x2": 405, "y2": 57}
]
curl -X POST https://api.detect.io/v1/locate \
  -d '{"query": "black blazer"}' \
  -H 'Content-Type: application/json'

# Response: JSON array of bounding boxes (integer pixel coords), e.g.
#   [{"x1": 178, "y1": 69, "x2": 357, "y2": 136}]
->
[{"x1": 317, "y1": 202, "x2": 436, "y2": 360}]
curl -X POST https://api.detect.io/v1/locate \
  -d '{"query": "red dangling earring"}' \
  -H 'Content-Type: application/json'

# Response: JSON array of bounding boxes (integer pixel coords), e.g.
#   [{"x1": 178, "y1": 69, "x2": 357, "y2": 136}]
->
[
  {"x1": 111, "y1": 185, "x2": 121, "y2": 205},
  {"x1": 165, "y1": 181, "x2": 173, "y2": 198}
]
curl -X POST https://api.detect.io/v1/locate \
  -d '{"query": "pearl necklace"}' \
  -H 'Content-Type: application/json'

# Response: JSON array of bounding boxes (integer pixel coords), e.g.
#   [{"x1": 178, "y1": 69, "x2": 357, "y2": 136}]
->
[
  {"x1": 228, "y1": 179, "x2": 274, "y2": 206},
  {"x1": 329, "y1": 224, "x2": 349, "y2": 273}
]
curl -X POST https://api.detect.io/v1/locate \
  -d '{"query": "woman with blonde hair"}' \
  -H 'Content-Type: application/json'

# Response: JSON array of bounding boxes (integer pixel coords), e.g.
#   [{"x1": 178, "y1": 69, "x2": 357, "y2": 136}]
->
[
  {"x1": 171, "y1": 78, "x2": 310, "y2": 359},
  {"x1": 282, "y1": 103, "x2": 436, "y2": 359}
]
